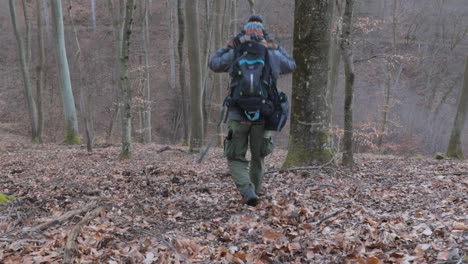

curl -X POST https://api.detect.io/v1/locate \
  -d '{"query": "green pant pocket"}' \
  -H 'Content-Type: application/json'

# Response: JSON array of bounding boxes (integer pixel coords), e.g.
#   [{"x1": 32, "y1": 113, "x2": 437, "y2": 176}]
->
[{"x1": 260, "y1": 137, "x2": 274, "y2": 157}]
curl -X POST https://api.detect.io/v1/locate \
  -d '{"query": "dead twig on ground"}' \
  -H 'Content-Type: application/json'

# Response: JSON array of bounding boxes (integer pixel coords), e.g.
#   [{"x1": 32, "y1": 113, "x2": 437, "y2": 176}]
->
[
  {"x1": 164, "y1": 239, "x2": 187, "y2": 262},
  {"x1": 315, "y1": 209, "x2": 345, "y2": 227},
  {"x1": 0, "y1": 237, "x2": 47, "y2": 243},
  {"x1": 63, "y1": 206, "x2": 103, "y2": 264},
  {"x1": 24, "y1": 201, "x2": 98, "y2": 234}
]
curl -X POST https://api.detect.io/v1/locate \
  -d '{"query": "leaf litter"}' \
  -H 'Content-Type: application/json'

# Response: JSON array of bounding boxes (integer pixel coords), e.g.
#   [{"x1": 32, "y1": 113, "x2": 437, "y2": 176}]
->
[{"x1": 0, "y1": 144, "x2": 466, "y2": 263}]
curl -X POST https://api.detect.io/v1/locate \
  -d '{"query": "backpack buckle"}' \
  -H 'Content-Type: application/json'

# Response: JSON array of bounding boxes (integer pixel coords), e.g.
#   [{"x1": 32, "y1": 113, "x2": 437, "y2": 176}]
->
[{"x1": 245, "y1": 110, "x2": 260, "y2": 121}]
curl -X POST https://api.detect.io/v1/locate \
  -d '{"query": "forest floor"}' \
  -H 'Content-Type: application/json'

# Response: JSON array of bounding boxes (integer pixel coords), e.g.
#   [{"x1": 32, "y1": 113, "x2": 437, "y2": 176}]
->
[{"x1": 0, "y1": 143, "x2": 467, "y2": 264}]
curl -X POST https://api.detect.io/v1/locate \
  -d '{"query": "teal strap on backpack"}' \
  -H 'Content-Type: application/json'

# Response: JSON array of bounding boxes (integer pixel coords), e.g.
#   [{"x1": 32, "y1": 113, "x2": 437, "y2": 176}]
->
[
  {"x1": 239, "y1": 59, "x2": 265, "y2": 66},
  {"x1": 245, "y1": 110, "x2": 260, "y2": 121}
]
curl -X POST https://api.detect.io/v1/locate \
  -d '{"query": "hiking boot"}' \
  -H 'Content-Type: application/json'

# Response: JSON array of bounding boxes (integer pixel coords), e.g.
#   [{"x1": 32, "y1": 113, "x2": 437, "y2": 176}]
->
[{"x1": 243, "y1": 189, "x2": 259, "y2": 207}]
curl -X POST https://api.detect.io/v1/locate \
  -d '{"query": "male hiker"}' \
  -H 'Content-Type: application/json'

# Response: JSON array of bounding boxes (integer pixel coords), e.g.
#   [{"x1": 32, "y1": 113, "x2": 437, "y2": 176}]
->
[{"x1": 208, "y1": 16, "x2": 296, "y2": 206}]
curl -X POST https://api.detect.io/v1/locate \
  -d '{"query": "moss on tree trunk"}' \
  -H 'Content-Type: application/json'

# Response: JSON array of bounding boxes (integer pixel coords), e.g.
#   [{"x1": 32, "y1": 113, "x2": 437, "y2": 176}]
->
[{"x1": 284, "y1": 0, "x2": 335, "y2": 167}]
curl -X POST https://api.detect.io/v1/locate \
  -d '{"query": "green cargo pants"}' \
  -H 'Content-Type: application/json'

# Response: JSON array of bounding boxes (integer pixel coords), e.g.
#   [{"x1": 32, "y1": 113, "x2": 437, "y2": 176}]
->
[{"x1": 224, "y1": 120, "x2": 274, "y2": 197}]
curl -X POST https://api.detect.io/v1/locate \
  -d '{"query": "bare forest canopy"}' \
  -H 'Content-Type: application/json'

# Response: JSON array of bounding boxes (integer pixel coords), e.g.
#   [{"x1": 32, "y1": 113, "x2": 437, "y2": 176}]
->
[
  {"x1": 0, "y1": 0, "x2": 467, "y2": 155},
  {"x1": 1, "y1": 1, "x2": 468, "y2": 263}
]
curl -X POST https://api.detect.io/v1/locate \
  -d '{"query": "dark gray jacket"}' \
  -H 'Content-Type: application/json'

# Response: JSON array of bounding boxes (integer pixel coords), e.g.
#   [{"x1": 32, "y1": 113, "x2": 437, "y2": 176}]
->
[{"x1": 208, "y1": 45, "x2": 296, "y2": 120}]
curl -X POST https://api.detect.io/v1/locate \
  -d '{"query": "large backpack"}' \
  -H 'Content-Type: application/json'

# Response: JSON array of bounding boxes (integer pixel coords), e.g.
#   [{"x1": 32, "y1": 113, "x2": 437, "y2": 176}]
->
[{"x1": 228, "y1": 41, "x2": 274, "y2": 121}]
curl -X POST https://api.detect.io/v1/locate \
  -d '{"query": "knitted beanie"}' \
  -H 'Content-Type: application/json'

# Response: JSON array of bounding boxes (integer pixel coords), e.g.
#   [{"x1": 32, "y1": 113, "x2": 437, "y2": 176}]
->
[{"x1": 244, "y1": 15, "x2": 264, "y2": 37}]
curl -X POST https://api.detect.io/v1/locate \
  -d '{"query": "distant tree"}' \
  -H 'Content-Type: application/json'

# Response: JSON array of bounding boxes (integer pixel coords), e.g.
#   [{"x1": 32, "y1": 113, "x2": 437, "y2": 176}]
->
[
  {"x1": 119, "y1": 0, "x2": 136, "y2": 158},
  {"x1": 67, "y1": 0, "x2": 94, "y2": 151},
  {"x1": 36, "y1": 0, "x2": 46, "y2": 142},
  {"x1": 284, "y1": 0, "x2": 335, "y2": 167},
  {"x1": 177, "y1": 0, "x2": 190, "y2": 145},
  {"x1": 213, "y1": 0, "x2": 226, "y2": 146},
  {"x1": 247, "y1": 0, "x2": 255, "y2": 15},
  {"x1": 185, "y1": 0, "x2": 204, "y2": 152},
  {"x1": 341, "y1": 0, "x2": 356, "y2": 166},
  {"x1": 105, "y1": 0, "x2": 125, "y2": 143},
  {"x1": 142, "y1": 0, "x2": 152, "y2": 144},
  {"x1": 9, "y1": 0, "x2": 40, "y2": 143},
  {"x1": 446, "y1": 57, "x2": 468, "y2": 160},
  {"x1": 51, "y1": 0, "x2": 80, "y2": 144},
  {"x1": 231, "y1": 0, "x2": 238, "y2": 35}
]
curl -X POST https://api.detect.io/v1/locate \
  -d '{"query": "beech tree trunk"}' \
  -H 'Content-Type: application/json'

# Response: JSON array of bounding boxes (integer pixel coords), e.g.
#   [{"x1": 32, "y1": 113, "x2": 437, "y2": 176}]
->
[
  {"x1": 9, "y1": 0, "x2": 40, "y2": 143},
  {"x1": 67, "y1": 0, "x2": 94, "y2": 151},
  {"x1": 341, "y1": 0, "x2": 355, "y2": 166},
  {"x1": 446, "y1": 57, "x2": 468, "y2": 160},
  {"x1": 177, "y1": 0, "x2": 190, "y2": 145},
  {"x1": 36, "y1": 0, "x2": 46, "y2": 143},
  {"x1": 119, "y1": 0, "x2": 136, "y2": 158},
  {"x1": 284, "y1": 0, "x2": 335, "y2": 167},
  {"x1": 51, "y1": 0, "x2": 80, "y2": 144},
  {"x1": 142, "y1": 0, "x2": 152, "y2": 144},
  {"x1": 105, "y1": 0, "x2": 125, "y2": 143},
  {"x1": 214, "y1": 0, "x2": 225, "y2": 146},
  {"x1": 185, "y1": 0, "x2": 204, "y2": 152}
]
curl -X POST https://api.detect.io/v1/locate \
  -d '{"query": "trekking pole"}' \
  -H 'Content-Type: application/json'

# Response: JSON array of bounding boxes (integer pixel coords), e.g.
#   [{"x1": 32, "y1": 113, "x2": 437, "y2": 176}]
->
[{"x1": 198, "y1": 106, "x2": 226, "y2": 164}]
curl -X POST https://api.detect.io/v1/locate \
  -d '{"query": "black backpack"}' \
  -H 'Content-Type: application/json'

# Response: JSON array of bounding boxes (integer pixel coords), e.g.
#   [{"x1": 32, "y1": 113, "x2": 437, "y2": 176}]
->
[
  {"x1": 228, "y1": 41, "x2": 274, "y2": 121},
  {"x1": 226, "y1": 41, "x2": 289, "y2": 131}
]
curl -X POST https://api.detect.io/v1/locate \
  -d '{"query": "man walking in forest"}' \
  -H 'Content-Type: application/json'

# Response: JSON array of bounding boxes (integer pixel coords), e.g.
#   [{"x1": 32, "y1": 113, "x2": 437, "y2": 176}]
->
[{"x1": 209, "y1": 16, "x2": 296, "y2": 206}]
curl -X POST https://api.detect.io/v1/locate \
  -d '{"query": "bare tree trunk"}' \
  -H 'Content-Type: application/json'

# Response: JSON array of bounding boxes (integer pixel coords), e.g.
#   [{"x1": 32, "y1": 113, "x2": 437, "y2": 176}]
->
[
  {"x1": 284, "y1": 0, "x2": 335, "y2": 167},
  {"x1": 91, "y1": 0, "x2": 97, "y2": 31},
  {"x1": 177, "y1": 0, "x2": 190, "y2": 145},
  {"x1": 67, "y1": 0, "x2": 94, "y2": 151},
  {"x1": 9, "y1": 0, "x2": 40, "y2": 143},
  {"x1": 21, "y1": 0, "x2": 31, "y2": 64},
  {"x1": 341, "y1": 0, "x2": 355, "y2": 166},
  {"x1": 185, "y1": 0, "x2": 204, "y2": 152},
  {"x1": 247, "y1": 0, "x2": 255, "y2": 15},
  {"x1": 36, "y1": 0, "x2": 46, "y2": 143},
  {"x1": 51, "y1": 0, "x2": 80, "y2": 144},
  {"x1": 44, "y1": 0, "x2": 51, "y2": 37},
  {"x1": 119, "y1": 0, "x2": 136, "y2": 158},
  {"x1": 142, "y1": 0, "x2": 152, "y2": 144},
  {"x1": 230, "y1": 0, "x2": 237, "y2": 35},
  {"x1": 202, "y1": 0, "x2": 215, "y2": 140},
  {"x1": 446, "y1": 57, "x2": 468, "y2": 160},
  {"x1": 106, "y1": 0, "x2": 125, "y2": 143},
  {"x1": 214, "y1": 0, "x2": 225, "y2": 146}
]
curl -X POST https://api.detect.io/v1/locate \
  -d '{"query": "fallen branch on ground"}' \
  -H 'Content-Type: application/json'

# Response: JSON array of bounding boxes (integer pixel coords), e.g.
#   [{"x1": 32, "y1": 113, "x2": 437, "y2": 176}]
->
[
  {"x1": 157, "y1": 146, "x2": 187, "y2": 154},
  {"x1": 24, "y1": 201, "x2": 98, "y2": 234},
  {"x1": 265, "y1": 154, "x2": 339, "y2": 175},
  {"x1": 63, "y1": 206, "x2": 103, "y2": 264}
]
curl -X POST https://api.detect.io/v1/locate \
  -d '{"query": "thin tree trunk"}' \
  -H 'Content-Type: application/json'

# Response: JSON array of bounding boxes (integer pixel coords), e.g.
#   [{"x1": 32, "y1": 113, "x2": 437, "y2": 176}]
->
[
  {"x1": 21, "y1": 0, "x2": 31, "y2": 64},
  {"x1": 51, "y1": 0, "x2": 80, "y2": 144},
  {"x1": 91, "y1": 0, "x2": 96, "y2": 31},
  {"x1": 177, "y1": 0, "x2": 190, "y2": 145},
  {"x1": 284, "y1": 0, "x2": 335, "y2": 167},
  {"x1": 9, "y1": 0, "x2": 40, "y2": 143},
  {"x1": 185, "y1": 0, "x2": 204, "y2": 152},
  {"x1": 44, "y1": 0, "x2": 51, "y2": 37},
  {"x1": 247, "y1": 0, "x2": 255, "y2": 15},
  {"x1": 67, "y1": 0, "x2": 94, "y2": 151},
  {"x1": 341, "y1": 0, "x2": 355, "y2": 166},
  {"x1": 202, "y1": 0, "x2": 215, "y2": 140},
  {"x1": 214, "y1": 0, "x2": 225, "y2": 146},
  {"x1": 446, "y1": 57, "x2": 468, "y2": 160},
  {"x1": 119, "y1": 0, "x2": 136, "y2": 158},
  {"x1": 142, "y1": 0, "x2": 152, "y2": 144},
  {"x1": 106, "y1": 0, "x2": 125, "y2": 143},
  {"x1": 36, "y1": 0, "x2": 46, "y2": 143},
  {"x1": 230, "y1": 0, "x2": 237, "y2": 35}
]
